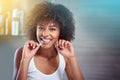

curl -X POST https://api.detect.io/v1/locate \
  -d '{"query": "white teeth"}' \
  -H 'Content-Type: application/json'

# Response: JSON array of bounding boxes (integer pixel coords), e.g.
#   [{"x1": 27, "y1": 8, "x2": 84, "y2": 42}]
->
[{"x1": 41, "y1": 38, "x2": 50, "y2": 43}]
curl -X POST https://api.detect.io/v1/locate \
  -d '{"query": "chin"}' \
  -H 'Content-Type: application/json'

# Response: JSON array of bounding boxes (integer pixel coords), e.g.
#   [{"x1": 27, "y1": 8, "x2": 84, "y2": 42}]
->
[{"x1": 41, "y1": 44, "x2": 54, "y2": 49}]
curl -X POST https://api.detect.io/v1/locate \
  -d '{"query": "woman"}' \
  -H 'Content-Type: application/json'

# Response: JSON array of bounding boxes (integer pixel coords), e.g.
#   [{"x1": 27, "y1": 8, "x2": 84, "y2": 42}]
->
[{"x1": 13, "y1": 1, "x2": 84, "y2": 80}]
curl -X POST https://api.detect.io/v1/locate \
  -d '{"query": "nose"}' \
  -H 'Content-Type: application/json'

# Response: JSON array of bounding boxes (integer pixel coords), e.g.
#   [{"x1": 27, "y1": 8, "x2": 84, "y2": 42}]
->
[{"x1": 42, "y1": 29, "x2": 49, "y2": 37}]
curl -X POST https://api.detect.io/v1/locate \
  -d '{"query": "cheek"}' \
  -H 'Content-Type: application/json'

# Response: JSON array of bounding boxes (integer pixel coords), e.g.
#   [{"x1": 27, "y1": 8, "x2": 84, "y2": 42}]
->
[
  {"x1": 53, "y1": 31, "x2": 60, "y2": 39},
  {"x1": 55, "y1": 28, "x2": 60, "y2": 38},
  {"x1": 36, "y1": 31, "x2": 42, "y2": 40},
  {"x1": 50, "y1": 33, "x2": 59, "y2": 41},
  {"x1": 36, "y1": 30, "x2": 42, "y2": 36}
]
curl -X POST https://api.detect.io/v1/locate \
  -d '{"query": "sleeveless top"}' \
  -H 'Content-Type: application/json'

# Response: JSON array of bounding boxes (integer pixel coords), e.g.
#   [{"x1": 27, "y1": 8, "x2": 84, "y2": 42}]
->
[{"x1": 27, "y1": 54, "x2": 66, "y2": 80}]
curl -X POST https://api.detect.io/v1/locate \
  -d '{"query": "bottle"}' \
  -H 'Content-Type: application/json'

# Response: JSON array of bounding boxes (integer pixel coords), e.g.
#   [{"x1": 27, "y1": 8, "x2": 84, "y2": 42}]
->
[
  {"x1": 5, "y1": 11, "x2": 10, "y2": 35},
  {"x1": 18, "y1": 9, "x2": 24, "y2": 36},
  {"x1": 12, "y1": 9, "x2": 19, "y2": 36},
  {"x1": 0, "y1": 7, "x2": 5, "y2": 35}
]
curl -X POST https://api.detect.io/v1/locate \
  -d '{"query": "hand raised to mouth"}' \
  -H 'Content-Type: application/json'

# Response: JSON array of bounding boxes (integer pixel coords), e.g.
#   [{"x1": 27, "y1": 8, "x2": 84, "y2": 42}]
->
[
  {"x1": 55, "y1": 39, "x2": 75, "y2": 58},
  {"x1": 22, "y1": 40, "x2": 41, "y2": 60}
]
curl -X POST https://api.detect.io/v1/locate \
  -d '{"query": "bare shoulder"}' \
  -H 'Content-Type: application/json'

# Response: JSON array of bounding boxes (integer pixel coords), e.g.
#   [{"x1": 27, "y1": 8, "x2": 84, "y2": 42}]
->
[
  {"x1": 13, "y1": 47, "x2": 23, "y2": 80},
  {"x1": 14, "y1": 47, "x2": 23, "y2": 66}
]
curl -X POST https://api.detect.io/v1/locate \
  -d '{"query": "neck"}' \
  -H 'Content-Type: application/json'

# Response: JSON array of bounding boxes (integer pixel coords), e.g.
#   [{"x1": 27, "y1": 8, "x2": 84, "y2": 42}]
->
[{"x1": 36, "y1": 46, "x2": 58, "y2": 59}]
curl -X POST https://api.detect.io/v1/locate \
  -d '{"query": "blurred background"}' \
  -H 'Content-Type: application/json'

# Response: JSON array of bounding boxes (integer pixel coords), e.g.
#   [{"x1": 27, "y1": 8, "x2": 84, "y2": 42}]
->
[{"x1": 0, "y1": 0, "x2": 120, "y2": 80}]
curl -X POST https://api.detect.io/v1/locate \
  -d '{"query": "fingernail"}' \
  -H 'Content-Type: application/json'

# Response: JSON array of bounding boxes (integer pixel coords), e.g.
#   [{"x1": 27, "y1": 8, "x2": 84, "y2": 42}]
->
[{"x1": 33, "y1": 46, "x2": 35, "y2": 49}]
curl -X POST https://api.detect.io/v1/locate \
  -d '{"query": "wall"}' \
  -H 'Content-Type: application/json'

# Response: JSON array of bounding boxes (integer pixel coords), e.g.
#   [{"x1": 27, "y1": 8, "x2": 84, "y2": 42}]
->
[
  {"x1": 0, "y1": 0, "x2": 120, "y2": 80},
  {"x1": 0, "y1": 36, "x2": 26, "y2": 79}
]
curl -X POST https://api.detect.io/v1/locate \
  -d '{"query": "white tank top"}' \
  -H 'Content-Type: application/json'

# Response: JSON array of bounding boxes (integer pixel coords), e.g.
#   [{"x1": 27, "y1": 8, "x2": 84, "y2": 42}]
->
[{"x1": 27, "y1": 54, "x2": 66, "y2": 80}]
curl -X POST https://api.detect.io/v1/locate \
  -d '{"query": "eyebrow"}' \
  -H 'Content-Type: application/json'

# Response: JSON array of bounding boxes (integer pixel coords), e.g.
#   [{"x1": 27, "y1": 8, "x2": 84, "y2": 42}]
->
[
  {"x1": 37, "y1": 23, "x2": 44, "y2": 26},
  {"x1": 37, "y1": 23, "x2": 58, "y2": 27}
]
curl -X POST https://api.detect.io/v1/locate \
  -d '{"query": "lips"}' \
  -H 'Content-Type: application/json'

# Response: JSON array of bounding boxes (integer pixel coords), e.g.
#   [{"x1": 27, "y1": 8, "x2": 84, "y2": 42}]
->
[{"x1": 40, "y1": 38, "x2": 51, "y2": 44}]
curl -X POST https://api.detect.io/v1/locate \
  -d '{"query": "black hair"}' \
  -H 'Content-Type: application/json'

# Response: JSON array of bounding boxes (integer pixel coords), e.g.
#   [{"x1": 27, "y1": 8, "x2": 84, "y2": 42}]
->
[{"x1": 24, "y1": 1, "x2": 75, "y2": 42}]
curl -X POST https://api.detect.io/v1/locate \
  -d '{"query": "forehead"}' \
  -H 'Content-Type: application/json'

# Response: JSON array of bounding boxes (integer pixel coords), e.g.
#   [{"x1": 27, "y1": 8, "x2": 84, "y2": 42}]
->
[{"x1": 38, "y1": 20, "x2": 59, "y2": 27}]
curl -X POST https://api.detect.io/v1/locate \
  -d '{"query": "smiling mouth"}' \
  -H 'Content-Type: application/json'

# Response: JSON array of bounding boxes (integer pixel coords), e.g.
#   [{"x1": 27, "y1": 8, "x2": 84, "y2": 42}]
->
[{"x1": 40, "y1": 38, "x2": 51, "y2": 44}]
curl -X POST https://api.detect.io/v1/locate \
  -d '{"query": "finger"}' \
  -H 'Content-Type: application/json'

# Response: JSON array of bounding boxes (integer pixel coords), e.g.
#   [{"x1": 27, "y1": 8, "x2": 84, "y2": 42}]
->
[
  {"x1": 32, "y1": 44, "x2": 37, "y2": 49},
  {"x1": 24, "y1": 40, "x2": 30, "y2": 49},
  {"x1": 55, "y1": 40, "x2": 62, "y2": 51},
  {"x1": 58, "y1": 40, "x2": 64, "y2": 49},
  {"x1": 39, "y1": 40, "x2": 43, "y2": 46},
  {"x1": 27, "y1": 40, "x2": 38, "y2": 49},
  {"x1": 30, "y1": 40, "x2": 36, "y2": 47},
  {"x1": 34, "y1": 43, "x2": 41, "y2": 50},
  {"x1": 55, "y1": 41, "x2": 62, "y2": 52},
  {"x1": 64, "y1": 41, "x2": 69, "y2": 48},
  {"x1": 33, "y1": 42, "x2": 39, "y2": 49},
  {"x1": 61, "y1": 40, "x2": 65, "y2": 48},
  {"x1": 55, "y1": 41, "x2": 59, "y2": 50},
  {"x1": 55, "y1": 41, "x2": 58, "y2": 47},
  {"x1": 58, "y1": 39, "x2": 61, "y2": 47}
]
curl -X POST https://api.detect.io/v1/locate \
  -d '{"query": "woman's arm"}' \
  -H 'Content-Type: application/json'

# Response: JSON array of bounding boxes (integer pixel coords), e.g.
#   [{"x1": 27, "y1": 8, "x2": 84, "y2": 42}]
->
[
  {"x1": 65, "y1": 56, "x2": 84, "y2": 80},
  {"x1": 13, "y1": 40, "x2": 41, "y2": 80},
  {"x1": 55, "y1": 39, "x2": 84, "y2": 80},
  {"x1": 16, "y1": 57, "x2": 31, "y2": 80},
  {"x1": 13, "y1": 47, "x2": 32, "y2": 80}
]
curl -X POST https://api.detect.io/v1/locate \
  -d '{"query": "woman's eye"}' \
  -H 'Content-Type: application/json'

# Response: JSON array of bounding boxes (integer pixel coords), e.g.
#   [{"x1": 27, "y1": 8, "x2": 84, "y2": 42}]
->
[
  {"x1": 37, "y1": 26, "x2": 44, "y2": 30},
  {"x1": 50, "y1": 27, "x2": 56, "y2": 31}
]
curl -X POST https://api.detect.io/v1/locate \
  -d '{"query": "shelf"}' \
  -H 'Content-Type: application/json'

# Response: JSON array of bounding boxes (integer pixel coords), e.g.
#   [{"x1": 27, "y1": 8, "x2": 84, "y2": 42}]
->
[{"x1": 0, "y1": 35, "x2": 26, "y2": 44}]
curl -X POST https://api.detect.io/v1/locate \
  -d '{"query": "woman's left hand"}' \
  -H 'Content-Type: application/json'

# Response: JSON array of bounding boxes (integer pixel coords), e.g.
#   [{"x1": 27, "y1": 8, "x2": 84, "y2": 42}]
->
[{"x1": 55, "y1": 39, "x2": 75, "y2": 58}]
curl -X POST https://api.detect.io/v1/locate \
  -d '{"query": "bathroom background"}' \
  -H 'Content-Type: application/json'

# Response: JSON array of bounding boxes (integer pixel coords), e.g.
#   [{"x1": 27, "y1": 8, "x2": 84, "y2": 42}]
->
[{"x1": 0, "y1": 0, "x2": 120, "y2": 80}]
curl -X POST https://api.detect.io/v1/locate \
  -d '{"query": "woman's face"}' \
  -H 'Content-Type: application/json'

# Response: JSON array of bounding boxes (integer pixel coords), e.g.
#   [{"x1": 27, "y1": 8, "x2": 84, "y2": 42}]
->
[{"x1": 36, "y1": 21, "x2": 60, "y2": 49}]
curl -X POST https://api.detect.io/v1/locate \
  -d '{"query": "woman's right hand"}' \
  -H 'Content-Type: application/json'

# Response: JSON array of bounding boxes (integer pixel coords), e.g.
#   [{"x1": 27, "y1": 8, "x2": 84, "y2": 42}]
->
[{"x1": 22, "y1": 40, "x2": 41, "y2": 61}]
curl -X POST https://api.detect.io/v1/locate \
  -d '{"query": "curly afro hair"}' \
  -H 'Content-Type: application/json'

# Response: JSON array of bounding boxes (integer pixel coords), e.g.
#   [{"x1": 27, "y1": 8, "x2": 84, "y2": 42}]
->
[{"x1": 24, "y1": 1, "x2": 75, "y2": 42}]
